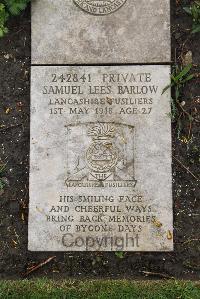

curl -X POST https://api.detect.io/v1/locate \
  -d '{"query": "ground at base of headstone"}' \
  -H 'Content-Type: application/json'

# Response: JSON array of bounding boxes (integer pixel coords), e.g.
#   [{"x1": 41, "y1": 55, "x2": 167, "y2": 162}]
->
[{"x1": 0, "y1": 1, "x2": 199, "y2": 280}]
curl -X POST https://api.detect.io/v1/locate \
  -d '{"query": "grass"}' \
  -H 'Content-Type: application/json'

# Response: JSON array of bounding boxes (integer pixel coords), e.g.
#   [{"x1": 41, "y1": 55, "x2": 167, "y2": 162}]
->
[
  {"x1": 162, "y1": 64, "x2": 194, "y2": 120},
  {"x1": 162, "y1": 64, "x2": 195, "y2": 139},
  {"x1": 184, "y1": 1, "x2": 200, "y2": 34},
  {"x1": 0, "y1": 279, "x2": 199, "y2": 299},
  {"x1": 0, "y1": 163, "x2": 6, "y2": 191}
]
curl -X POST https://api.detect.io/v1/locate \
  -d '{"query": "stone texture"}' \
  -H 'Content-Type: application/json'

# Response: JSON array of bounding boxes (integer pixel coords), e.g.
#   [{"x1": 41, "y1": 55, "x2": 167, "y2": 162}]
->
[
  {"x1": 32, "y1": 0, "x2": 170, "y2": 64},
  {"x1": 29, "y1": 65, "x2": 173, "y2": 251}
]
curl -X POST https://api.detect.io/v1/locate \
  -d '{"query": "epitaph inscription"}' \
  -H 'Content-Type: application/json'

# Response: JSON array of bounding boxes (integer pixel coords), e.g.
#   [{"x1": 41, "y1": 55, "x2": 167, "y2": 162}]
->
[
  {"x1": 73, "y1": 0, "x2": 127, "y2": 15},
  {"x1": 29, "y1": 65, "x2": 173, "y2": 251}
]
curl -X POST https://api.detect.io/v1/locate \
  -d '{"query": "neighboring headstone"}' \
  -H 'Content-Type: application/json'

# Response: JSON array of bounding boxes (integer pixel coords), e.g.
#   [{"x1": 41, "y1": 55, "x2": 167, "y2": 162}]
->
[
  {"x1": 31, "y1": 0, "x2": 170, "y2": 64},
  {"x1": 29, "y1": 65, "x2": 173, "y2": 251}
]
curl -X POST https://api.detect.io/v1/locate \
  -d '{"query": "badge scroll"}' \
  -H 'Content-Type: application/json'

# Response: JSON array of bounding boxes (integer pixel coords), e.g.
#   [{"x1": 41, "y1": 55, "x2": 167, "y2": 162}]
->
[{"x1": 73, "y1": 0, "x2": 127, "y2": 15}]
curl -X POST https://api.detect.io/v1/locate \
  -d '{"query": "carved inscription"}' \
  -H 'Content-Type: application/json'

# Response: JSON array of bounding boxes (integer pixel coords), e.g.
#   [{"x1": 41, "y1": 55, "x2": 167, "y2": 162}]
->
[
  {"x1": 66, "y1": 122, "x2": 135, "y2": 184},
  {"x1": 29, "y1": 66, "x2": 173, "y2": 251},
  {"x1": 73, "y1": 0, "x2": 127, "y2": 15}
]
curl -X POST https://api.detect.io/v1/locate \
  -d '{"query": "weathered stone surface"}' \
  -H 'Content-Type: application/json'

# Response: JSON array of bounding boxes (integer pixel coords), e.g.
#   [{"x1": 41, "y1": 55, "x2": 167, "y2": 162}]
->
[
  {"x1": 29, "y1": 65, "x2": 173, "y2": 251},
  {"x1": 32, "y1": 0, "x2": 170, "y2": 64}
]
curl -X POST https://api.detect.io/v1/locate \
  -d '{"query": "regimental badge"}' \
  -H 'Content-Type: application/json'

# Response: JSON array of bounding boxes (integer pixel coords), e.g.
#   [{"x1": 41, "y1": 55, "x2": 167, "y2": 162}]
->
[
  {"x1": 65, "y1": 122, "x2": 136, "y2": 184},
  {"x1": 86, "y1": 123, "x2": 119, "y2": 175},
  {"x1": 73, "y1": 0, "x2": 127, "y2": 16}
]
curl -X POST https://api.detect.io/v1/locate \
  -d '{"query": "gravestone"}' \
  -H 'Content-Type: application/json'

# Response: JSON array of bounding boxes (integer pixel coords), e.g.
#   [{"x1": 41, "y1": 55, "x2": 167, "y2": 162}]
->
[
  {"x1": 32, "y1": 0, "x2": 170, "y2": 64},
  {"x1": 29, "y1": 0, "x2": 173, "y2": 251}
]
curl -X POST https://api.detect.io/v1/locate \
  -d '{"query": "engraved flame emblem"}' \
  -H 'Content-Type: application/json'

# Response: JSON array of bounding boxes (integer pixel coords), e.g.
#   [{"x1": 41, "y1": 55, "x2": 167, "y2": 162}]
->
[{"x1": 86, "y1": 123, "x2": 119, "y2": 173}]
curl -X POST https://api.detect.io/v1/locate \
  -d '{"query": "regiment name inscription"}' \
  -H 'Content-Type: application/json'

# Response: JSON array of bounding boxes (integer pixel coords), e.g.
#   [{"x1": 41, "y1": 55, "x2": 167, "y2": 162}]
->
[
  {"x1": 73, "y1": 0, "x2": 127, "y2": 15},
  {"x1": 29, "y1": 65, "x2": 173, "y2": 251}
]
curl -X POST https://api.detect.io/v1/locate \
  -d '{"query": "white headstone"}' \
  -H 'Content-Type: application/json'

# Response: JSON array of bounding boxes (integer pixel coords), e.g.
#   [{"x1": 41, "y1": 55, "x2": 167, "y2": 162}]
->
[{"x1": 29, "y1": 65, "x2": 173, "y2": 251}]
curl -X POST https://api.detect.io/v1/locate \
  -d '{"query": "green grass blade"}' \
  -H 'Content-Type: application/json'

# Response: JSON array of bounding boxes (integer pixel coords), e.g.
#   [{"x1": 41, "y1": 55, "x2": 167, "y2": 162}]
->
[{"x1": 174, "y1": 64, "x2": 192, "y2": 81}]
